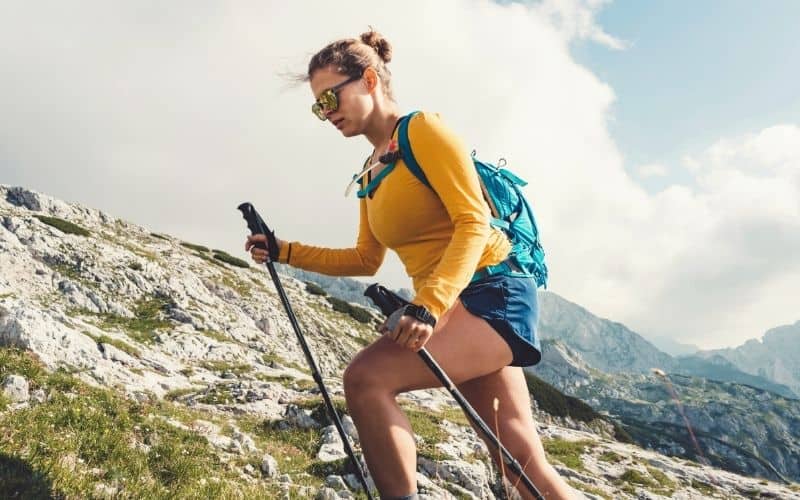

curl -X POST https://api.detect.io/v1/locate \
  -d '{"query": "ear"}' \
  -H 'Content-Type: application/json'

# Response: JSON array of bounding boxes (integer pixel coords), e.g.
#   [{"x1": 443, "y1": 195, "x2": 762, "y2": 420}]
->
[{"x1": 363, "y1": 67, "x2": 379, "y2": 94}]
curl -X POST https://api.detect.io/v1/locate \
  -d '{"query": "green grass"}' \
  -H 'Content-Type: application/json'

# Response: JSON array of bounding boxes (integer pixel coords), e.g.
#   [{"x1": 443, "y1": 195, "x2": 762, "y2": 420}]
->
[
  {"x1": 568, "y1": 479, "x2": 611, "y2": 500},
  {"x1": 255, "y1": 374, "x2": 317, "y2": 392},
  {"x1": 51, "y1": 261, "x2": 96, "y2": 289},
  {"x1": 241, "y1": 411, "x2": 368, "y2": 495},
  {"x1": 33, "y1": 215, "x2": 90, "y2": 237},
  {"x1": 220, "y1": 274, "x2": 252, "y2": 297},
  {"x1": 399, "y1": 403, "x2": 449, "y2": 461},
  {"x1": 199, "y1": 361, "x2": 253, "y2": 377},
  {"x1": 437, "y1": 405, "x2": 471, "y2": 428},
  {"x1": 261, "y1": 352, "x2": 310, "y2": 374},
  {"x1": 82, "y1": 296, "x2": 174, "y2": 344},
  {"x1": 598, "y1": 450, "x2": 623, "y2": 463},
  {"x1": 0, "y1": 348, "x2": 279, "y2": 498},
  {"x1": 691, "y1": 478, "x2": 717, "y2": 496},
  {"x1": 242, "y1": 416, "x2": 332, "y2": 491},
  {"x1": 197, "y1": 329, "x2": 230, "y2": 343},
  {"x1": 542, "y1": 438, "x2": 593, "y2": 470},
  {"x1": 645, "y1": 466, "x2": 676, "y2": 496},
  {"x1": 616, "y1": 467, "x2": 678, "y2": 497},
  {"x1": 0, "y1": 292, "x2": 15, "y2": 300},
  {"x1": 128, "y1": 261, "x2": 143, "y2": 271},
  {"x1": 164, "y1": 388, "x2": 198, "y2": 402},
  {"x1": 82, "y1": 331, "x2": 141, "y2": 358},
  {"x1": 150, "y1": 233, "x2": 170, "y2": 241},
  {"x1": 196, "y1": 385, "x2": 237, "y2": 405}
]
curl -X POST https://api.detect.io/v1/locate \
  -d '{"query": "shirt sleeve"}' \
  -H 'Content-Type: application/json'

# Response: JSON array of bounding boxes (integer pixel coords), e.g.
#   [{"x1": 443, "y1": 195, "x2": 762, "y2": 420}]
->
[
  {"x1": 407, "y1": 112, "x2": 491, "y2": 320},
  {"x1": 277, "y1": 198, "x2": 387, "y2": 276}
]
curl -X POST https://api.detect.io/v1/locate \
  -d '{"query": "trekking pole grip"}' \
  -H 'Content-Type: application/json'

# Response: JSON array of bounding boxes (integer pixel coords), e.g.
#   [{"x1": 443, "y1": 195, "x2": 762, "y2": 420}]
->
[{"x1": 237, "y1": 202, "x2": 280, "y2": 261}]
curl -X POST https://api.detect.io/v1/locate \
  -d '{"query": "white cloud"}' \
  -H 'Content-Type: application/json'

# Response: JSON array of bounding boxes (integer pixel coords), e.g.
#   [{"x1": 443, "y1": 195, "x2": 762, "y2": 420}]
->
[
  {"x1": 637, "y1": 163, "x2": 668, "y2": 178},
  {"x1": 0, "y1": 1, "x2": 795, "y2": 349},
  {"x1": 534, "y1": 0, "x2": 628, "y2": 49}
]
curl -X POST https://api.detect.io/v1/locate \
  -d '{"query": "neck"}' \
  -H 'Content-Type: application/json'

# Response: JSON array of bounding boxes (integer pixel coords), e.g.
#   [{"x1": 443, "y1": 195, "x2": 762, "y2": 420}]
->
[{"x1": 364, "y1": 103, "x2": 402, "y2": 149}]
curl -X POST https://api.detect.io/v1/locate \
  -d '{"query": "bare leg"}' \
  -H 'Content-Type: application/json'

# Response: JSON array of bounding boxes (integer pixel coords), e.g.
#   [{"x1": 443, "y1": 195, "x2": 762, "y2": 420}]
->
[
  {"x1": 457, "y1": 366, "x2": 577, "y2": 499},
  {"x1": 343, "y1": 301, "x2": 513, "y2": 497}
]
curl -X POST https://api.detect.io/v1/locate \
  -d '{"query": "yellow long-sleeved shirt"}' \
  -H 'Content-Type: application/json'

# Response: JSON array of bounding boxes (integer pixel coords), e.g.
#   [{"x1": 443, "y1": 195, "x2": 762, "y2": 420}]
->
[{"x1": 278, "y1": 111, "x2": 511, "y2": 320}]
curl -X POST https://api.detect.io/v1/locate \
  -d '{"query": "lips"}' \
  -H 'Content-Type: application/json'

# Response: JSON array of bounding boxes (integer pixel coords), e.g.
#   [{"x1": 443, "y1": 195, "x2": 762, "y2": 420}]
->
[{"x1": 333, "y1": 118, "x2": 344, "y2": 129}]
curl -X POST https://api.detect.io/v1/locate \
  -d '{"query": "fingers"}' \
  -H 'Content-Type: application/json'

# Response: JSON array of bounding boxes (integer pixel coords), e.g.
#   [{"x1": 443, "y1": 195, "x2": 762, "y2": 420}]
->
[
  {"x1": 386, "y1": 317, "x2": 432, "y2": 351},
  {"x1": 250, "y1": 248, "x2": 269, "y2": 263},
  {"x1": 244, "y1": 234, "x2": 267, "y2": 251},
  {"x1": 245, "y1": 234, "x2": 271, "y2": 263}
]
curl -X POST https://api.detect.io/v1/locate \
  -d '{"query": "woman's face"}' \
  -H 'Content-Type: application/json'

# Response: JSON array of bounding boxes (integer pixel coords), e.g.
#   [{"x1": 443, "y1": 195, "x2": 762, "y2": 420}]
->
[{"x1": 309, "y1": 66, "x2": 372, "y2": 137}]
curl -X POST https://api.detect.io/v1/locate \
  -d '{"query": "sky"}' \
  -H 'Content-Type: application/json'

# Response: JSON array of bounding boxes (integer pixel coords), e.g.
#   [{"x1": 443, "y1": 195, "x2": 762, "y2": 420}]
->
[{"x1": 1, "y1": 1, "x2": 797, "y2": 349}]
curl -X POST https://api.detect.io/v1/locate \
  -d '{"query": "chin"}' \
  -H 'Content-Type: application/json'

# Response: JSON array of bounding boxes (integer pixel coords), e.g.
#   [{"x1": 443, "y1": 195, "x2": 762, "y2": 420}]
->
[{"x1": 340, "y1": 127, "x2": 359, "y2": 138}]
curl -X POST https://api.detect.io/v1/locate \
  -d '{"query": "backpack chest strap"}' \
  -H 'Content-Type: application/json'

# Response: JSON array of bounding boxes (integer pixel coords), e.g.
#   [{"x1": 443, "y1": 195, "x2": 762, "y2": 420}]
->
[{"x1": 357, "y1": 162, "x2": 397, "y2": 199}]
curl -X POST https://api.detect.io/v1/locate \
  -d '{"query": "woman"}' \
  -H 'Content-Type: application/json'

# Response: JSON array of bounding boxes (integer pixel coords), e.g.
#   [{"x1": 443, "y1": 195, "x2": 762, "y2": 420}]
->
[{"x1": 247, "y1": 30, "x2": 575, "y2": 500}]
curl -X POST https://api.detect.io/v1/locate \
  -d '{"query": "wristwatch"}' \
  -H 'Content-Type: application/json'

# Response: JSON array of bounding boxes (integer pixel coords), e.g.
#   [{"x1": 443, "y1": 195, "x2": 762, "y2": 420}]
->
[
  {"x1": 401, "y1": 304, "x2": 436, "y2": 327},
  {"x1": 385, "y1": 304, "x2": 437, "y2": 332}
]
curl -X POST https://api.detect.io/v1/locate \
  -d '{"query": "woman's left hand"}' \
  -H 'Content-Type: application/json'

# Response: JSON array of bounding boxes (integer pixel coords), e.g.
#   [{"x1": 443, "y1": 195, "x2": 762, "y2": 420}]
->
[{"x1": 379, "y1": 315, "x2": 434, "y2": 351}]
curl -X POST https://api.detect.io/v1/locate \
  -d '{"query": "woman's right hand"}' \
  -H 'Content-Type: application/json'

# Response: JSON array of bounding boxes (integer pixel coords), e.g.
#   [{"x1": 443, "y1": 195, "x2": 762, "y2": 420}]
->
[{"x1": 245, "y1": 234, "x2": 284, "y2": 264}]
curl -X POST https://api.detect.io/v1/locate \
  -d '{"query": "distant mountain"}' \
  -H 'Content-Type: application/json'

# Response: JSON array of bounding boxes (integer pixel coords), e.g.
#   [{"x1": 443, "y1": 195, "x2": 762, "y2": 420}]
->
[
  {"x1": 649, "y1": 336, "x2": 699, "y2": 357},
  {"x1": 536, "y1": 292, "x2": 673, "y2": 374},
  {"x1": 696, "y1": 321, "x2": 800, "y2": 397},
  {"x1": 672, "y1": 354, "x2": 796, "y2": 399}
]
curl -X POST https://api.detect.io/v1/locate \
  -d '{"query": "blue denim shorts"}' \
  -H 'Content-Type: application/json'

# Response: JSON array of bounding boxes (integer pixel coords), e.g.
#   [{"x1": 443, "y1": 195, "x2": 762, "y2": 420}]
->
[{"x1": 458, "y1": 274, "x2": 542, "y2": 367}]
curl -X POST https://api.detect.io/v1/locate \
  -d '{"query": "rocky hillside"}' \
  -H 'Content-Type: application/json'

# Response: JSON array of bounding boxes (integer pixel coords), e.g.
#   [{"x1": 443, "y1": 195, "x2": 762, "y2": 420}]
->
[
  {"x1": 698, "y1": 321, "x2": 800, "y2": 397},
  {"x1": 2, "y1": 185, "x2": 799, "y2": 499},
  {"x1": 529, "y1": 338, "x2": 800, "y2": 484}
]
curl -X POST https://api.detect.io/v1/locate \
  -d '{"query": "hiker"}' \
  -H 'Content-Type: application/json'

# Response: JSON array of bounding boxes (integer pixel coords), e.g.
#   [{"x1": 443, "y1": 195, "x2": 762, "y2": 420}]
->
[{"x1": 246, "y1": 29, "x2": 575, "y2": 500}]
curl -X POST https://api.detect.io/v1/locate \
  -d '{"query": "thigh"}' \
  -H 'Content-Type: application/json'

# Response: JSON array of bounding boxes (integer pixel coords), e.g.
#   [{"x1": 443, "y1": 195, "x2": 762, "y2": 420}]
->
[{"x1": 346, "y1": 300, "x2": 514, "y2": 395}]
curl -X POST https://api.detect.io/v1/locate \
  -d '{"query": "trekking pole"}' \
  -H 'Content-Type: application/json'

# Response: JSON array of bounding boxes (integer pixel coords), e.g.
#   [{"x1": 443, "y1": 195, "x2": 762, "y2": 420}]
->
[
  {"x1": 364, "y1": 284, "x2": 546, "y2": 500},
  {"x1": 237, "y1": 202, "x2": 375, "y2": 500}
]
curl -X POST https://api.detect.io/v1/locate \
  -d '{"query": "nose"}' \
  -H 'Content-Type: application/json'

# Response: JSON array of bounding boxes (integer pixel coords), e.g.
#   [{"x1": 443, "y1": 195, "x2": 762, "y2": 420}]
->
[{"x1": 325, "y1": 108, "x2": 336, "y2": 120}]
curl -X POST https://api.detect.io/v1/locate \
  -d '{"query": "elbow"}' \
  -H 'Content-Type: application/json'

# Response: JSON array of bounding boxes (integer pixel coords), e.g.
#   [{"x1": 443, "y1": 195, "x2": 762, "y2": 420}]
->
[
  {"x1": 357, "y1": 247, "x2": 385, "y2": 276},
  {"x1": 362, "y1": 256, "x2": 383, "y2": 276}
]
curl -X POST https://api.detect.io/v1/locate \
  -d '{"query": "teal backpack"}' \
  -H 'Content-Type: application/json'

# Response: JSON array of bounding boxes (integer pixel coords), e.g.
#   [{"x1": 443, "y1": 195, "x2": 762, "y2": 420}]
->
[{"x1": 360, "y1": 111, "x2": 548, "y2": 289}]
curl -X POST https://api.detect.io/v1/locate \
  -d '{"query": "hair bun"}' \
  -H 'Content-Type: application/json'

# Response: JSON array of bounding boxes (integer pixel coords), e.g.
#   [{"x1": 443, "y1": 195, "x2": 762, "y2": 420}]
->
[{"x1": 360, "y1": 29, "x2": 392, "y2": 64}]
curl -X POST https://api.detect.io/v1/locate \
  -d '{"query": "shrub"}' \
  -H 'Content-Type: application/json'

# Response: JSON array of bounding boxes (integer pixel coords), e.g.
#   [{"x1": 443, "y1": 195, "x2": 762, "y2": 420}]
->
[
  {"x1": 347, "y1": 304, "x2": 374, "y2": 324},
  {"x1": 305, "y1": 282, "x2": 327, "y2": 296},
  {"x1": 33, "y1": 215, "x2": 90, "y2": 237},
  {"x1": 212, "y1": 252, "x2": 250, "y2": 269},
  {"x1": 180, "y1": 242, "x2": 209, "y2": 253},
  {"x1": 128, "y1": 261, "x2": 143, "y2": 271},
  {"x1": 326, "y1": 296, "x2": 351, "y2": 314},
  {"x1": 524, "y1": 372, "x2": 601, "y2": 422},
  {"x1": 324, "y1": 296, "x2": 374, "y2": 324}
]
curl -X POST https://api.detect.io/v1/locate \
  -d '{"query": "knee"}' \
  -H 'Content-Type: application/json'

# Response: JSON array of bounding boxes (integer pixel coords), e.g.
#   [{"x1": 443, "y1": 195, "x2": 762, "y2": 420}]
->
[{"x1": 343, "y1": 358, "x2": 385, "y2": 403}]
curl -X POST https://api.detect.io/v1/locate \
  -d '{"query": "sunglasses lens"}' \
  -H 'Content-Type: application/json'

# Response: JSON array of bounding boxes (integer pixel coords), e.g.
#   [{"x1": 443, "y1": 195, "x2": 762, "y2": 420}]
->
[
  {"x1": 320, "y1": 90, "x2": 338, "y2": 111},
  {"x1": 312, "y1": 103, "x2": 326, "y2": 121}
]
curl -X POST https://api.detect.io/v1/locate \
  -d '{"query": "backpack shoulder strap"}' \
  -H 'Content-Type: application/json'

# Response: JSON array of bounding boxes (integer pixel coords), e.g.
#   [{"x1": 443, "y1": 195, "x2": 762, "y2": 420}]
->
[{"x1": 398, "y1": 111, "x2": 432, "y2": 190}]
